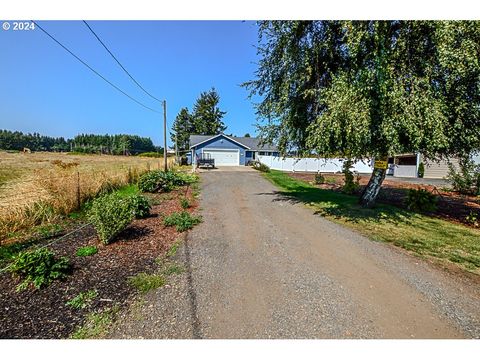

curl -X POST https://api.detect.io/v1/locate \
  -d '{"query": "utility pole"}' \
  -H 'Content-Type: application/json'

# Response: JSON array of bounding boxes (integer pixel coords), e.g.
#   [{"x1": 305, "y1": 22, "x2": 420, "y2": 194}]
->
[
  {"x1": 163, "y1": 100, "x2": 168, "y2": 171},
  {"x1": 175, "y1": 124, "x2": 178, "y2": 165}
]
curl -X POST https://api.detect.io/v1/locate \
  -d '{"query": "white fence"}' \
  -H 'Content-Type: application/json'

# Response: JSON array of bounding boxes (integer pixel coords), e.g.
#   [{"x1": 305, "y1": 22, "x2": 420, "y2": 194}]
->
[{"x1": 257, "y1": 155, "x2": 373, "y2": 174}]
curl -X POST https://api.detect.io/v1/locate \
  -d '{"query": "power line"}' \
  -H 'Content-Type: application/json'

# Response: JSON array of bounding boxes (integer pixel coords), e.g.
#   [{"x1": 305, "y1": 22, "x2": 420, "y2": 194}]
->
[
  {"x1": 32, "y1": 21, "x2": 161, "y2": 114},
  {"x1": 82, "y1": 20, "x2": 164, "y2": 104}
]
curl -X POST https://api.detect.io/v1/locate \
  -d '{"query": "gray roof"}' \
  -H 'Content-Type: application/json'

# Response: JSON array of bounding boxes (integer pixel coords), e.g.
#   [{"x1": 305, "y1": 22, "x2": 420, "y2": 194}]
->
[{"x1": 189, "y1": 134, "x2": 278, "y2": 151}]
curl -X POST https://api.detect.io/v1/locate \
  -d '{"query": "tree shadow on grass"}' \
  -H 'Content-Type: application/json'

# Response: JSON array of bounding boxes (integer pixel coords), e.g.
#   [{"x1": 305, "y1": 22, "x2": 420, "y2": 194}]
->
[{"x1": 257, "y1": 186, "x2": 417, "y2": 226}]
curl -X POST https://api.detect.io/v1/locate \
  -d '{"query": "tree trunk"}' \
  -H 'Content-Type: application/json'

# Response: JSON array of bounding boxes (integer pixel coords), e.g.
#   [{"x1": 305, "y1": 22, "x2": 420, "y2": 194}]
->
[{"x1": 359, "y1": 167, "x2": 387, "y2": 208}]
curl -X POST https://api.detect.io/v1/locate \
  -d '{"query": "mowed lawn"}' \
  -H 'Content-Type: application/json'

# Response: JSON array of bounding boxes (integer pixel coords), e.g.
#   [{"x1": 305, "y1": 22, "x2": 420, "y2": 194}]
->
[{"x1": 264, "y1": 170, "x2": 480, "y2": 274}]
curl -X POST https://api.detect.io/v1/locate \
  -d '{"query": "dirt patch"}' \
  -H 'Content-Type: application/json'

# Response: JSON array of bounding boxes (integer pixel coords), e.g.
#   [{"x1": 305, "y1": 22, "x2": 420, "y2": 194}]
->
[
  {"x1": 0, "y1": 186, "x2": 198, "y2": 339},
  {"x1": 289, "y1": 172, "x2": 480, "y2": 228}
]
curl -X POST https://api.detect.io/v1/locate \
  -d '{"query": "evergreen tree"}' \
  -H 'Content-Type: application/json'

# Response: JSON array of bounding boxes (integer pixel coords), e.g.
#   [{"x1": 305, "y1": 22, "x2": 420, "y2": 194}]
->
[
  {"x1": 191, "y1": 88, "x2": 227, "y2": 135},
  {"x1": 171, "y1": 107, "x2": 193, "y2": 152}
]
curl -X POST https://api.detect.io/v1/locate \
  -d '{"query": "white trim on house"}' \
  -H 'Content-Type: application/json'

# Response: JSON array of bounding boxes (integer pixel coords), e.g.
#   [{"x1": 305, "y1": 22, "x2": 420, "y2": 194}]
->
[{"x1": 189, "y1": 134, "x2": 251, "y2": 150}]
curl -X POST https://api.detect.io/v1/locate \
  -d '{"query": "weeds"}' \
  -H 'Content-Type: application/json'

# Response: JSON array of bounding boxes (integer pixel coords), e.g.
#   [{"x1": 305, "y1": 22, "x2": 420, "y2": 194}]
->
[
  {"x1": 66, "y1": 289, "x2": 98, "y2": 309},
  {"x1": 163, "y1": 211, "x2": 202, "y2": 232},
  {"x1": 128, "y1": 273, "x2": 165, "y2": 293},
  {"x1": 180, "y1": 197, "x2": 190, "y2": 209},
  {"x1": 76, "y1": 246, "x2": 98, "y2": 257},
  {"x1": 71, "y1": 306, "x2": 119, "y2": 339}
]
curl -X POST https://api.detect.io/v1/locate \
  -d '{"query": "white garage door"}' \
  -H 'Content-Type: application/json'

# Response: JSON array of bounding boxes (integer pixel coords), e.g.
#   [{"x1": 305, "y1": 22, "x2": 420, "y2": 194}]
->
[{"x1": 203, "y1": 149, "x2": 239, "y2": 166}]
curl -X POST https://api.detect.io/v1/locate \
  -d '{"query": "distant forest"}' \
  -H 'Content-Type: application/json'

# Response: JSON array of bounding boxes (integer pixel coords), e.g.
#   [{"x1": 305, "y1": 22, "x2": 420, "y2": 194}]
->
[{"x1": 0, "y1": 130, "x2": 160, "y2": 155}]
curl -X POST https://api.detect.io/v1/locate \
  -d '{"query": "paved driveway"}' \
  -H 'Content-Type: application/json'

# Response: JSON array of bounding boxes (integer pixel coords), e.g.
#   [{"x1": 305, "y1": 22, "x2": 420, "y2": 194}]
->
[{"x1": 110, "y1": 168, "x2": 480, "y2": 339}]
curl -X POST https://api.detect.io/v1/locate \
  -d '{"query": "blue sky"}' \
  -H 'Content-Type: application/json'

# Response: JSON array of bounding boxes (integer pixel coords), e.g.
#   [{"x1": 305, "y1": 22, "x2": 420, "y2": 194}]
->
[{"x1": 0, "y1": 21, "x2": 260, "y2": 147}]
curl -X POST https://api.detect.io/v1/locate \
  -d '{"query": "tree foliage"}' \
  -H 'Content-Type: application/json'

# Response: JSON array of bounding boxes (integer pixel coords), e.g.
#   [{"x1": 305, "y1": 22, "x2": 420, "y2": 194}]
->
[
  {"x1": 171, "y1": 88, "x2": 227, "y2": 152},
  {"x1": 0, "y1": 129, "x2": 157, "y2": 155},
  {"x1": 170, "y1": 107, "x2": 193, "y2": 152},
  {"x1": 191, "y1": 88, "x2": 227, "y2": 135},
  {"x1": 244, "y1": 21, "x2": 480, "y2": 206}
]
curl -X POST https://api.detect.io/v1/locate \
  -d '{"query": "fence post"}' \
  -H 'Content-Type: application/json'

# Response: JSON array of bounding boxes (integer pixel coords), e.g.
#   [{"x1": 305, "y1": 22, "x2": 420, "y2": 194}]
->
[{"x1": 76, "y1": 171, "x2": 81, "y2": 210}]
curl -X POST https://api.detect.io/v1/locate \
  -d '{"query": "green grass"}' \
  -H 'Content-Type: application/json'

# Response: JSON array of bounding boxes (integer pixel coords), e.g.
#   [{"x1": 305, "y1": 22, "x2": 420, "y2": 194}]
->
[
  {"x1": 76, "y1": 245, "x2": 98, "y2": 257},
  {"x1": 166, "y1": 240, "x2": 181, "y2": 258},
  {"x1": 66, "y1": 289, "x2": 98, "y2": 309},
  {"x1": 162, "y1": 262, "x2": 185, "y2": 276},
  {"x1": 128, "y1": 273, "x2": 166, "y2": 293},
  {"x1": 115, "y1": 184, "x2": 140, "y2": 197},
  {"x1": 70, "y1": 306, "x2": 119, "y2": 339},
  {"x1": 264, "y1": 170, "x2": 480, "y2": 273}
]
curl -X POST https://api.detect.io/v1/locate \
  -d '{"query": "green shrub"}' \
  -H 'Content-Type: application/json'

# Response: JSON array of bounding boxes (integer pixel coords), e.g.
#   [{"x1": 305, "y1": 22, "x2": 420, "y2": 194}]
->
[
  {"x1": 66, "y1": 289, "x2": 98, "y2": 309},
  {"x1": 163, "y1": 211, "x2": 202, "y2": 232},
  {"x1": 76, "y1": 246, "x2": 98, "y2": 257},
  {"x1": 417, "y1": 162, "x2": 425, "y2": 178},
  {"x1": 138, "y1": 170, "x2": 195, "y2": 193},
  {"x1": 88, "y1": 192, "x2": 136, "y2": 244},
  {"x1": 342, "y1": 159, "x2": 360, "y2": 195},
  {"x1": 405, "y1": 189, "x2": 437, "y2": 213},
  {"x1": 251, "y1": 161, "x2": 270, "y2": 173},
  {"x1": 465, "y1": 211, "x2": 479, "y2": 227},
  {"x1": 180, "y1": 197, "x2": 190, "y2": 209},
  {"x1": 446, "y1": 157, "x2": 480, "y2": 195},
  {"x1": 9, "y1": 248, "x2": 71, "y2": 291},
  {"x1": 126, "y1": 194, "x2": 151, "y2": 219},
  {"x1": 314, "y1": 173, "x2": 325, "y2": 185}
]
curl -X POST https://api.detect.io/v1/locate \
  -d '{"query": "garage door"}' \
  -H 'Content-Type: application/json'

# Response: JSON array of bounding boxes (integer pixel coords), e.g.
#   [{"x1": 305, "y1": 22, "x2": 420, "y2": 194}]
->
[{"x1": 203, "y1": 149, "x2": 239, "y2": 166}]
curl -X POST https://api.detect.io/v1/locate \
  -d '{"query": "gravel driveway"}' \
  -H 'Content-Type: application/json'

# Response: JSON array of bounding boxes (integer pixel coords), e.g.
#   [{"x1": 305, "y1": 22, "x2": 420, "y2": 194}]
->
[{"x1": 109, "y1": 168, "x2": 480, "y2": 339}]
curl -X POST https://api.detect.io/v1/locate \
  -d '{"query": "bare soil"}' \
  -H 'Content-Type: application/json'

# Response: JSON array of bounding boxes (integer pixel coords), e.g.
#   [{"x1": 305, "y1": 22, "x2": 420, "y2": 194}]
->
[
  {"x1": 289, "y1": 172, "x2": 480, "y2": 228},
  {"x1": 0, "y1": 186, "x2": 197, "y2": 339}
]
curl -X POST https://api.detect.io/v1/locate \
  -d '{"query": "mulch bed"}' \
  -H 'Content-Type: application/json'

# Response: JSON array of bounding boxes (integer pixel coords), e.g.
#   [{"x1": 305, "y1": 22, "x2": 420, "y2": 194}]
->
[
  {"x1": 288, "y1": 173, "x2": 480, "y2": 228},
  {"x1": 0, "y1": 186, "x2": 197, "y2": 339}
]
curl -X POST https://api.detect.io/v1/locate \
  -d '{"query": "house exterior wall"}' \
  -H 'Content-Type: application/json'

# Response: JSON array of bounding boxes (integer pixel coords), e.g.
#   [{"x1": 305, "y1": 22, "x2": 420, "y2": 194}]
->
[
  {"x1": 421, "y1": 156, "x2": 459, "y2": 179},
  {"x1": 192, "y1": 135, "x2": 248, "y2": 165}
]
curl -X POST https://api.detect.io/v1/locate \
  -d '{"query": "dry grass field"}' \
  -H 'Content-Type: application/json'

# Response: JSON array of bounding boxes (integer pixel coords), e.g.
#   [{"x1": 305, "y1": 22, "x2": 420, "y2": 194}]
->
[{"x1": 0, "y1": 151, "x2": 175, "y2": 239}]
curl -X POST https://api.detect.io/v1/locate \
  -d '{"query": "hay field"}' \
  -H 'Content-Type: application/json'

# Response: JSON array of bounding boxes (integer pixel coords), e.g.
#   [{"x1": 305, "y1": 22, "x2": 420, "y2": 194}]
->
[{"x1": 0, "y1": 151, "x2": 175, "y2": 238}]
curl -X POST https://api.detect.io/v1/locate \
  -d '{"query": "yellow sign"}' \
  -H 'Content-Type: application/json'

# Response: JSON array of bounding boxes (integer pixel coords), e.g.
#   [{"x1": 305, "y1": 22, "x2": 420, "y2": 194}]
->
[{"x1": 374, "y1": 159, "x2": 388, "y2": 169}]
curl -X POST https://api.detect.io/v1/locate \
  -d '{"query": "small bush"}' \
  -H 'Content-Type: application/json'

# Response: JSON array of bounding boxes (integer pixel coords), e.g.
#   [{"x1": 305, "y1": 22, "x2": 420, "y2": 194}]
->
[
  {"x1": 446, "y1": 157, "x2": 480, "y2": 196},
  {"x1": 405, "y1": 188, "x2": 437, "y2": 213},
  {"x1": 66, "y1": 289, "x2": 98, "y2": 309},
  {"x1": 138, "y1": 170, "x2": 195, "y2": 193},
  {"x1": 88, "y1": 192, "x2": 136, "y2": 244},
  {"x1": 76, "y1": 246, "x2": 98, "y2": 257},
  {"x1": 465, "y1": 211, "x2": 479, "y2": 227},
  {"x1": 126, "y1": 194, "x2": 151, "y2": 219},
  {"x1": 251, "y1": 161, "x2": 270, "y2": 173},
  {"x1": 314, "y1": 173, "x2": 325, "y2": 185},
  {"x1": 342, "y1": 159, "x2": 360, "y2": 195},
  {"x1": 180, "y1": 197, "x2": 190, "y2": 209},
  {"x1": 417, "y1": 162, "x2": 425, "y2": 178},
  {"x1": 164, "y1": 211, "x2": 202, "y2": 232},
  {"x1": 9, "y1": 248, "x2": 71, "y2": 291}
]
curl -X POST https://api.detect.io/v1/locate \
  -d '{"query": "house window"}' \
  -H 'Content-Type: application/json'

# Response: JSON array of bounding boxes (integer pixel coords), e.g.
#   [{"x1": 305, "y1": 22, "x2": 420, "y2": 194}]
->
[{"x1": 259, "y1": 151, "x2": 266, "y2": 156}]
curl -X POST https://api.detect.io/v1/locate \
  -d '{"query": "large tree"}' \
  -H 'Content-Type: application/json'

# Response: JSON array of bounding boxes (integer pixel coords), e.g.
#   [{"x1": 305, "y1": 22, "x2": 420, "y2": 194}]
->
[
  {"x1": 244, "y1": 21, "x2": 480, "y2": 207},
  {"x1": 191, "y1": 87, "x2": 227, "y2": 135},
  {"x1": 170, "y1": 107, "x2": 193, "y2": 152}
]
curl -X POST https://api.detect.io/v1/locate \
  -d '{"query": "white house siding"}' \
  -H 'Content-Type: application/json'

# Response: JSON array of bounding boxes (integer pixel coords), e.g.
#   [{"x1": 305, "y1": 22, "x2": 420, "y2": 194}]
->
[{"x1": 257, "y1": 155, "x2": 373, "y2": 173}]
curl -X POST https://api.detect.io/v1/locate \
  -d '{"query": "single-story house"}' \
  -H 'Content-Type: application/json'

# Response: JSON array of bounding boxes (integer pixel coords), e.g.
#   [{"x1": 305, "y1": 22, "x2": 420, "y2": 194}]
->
[{"x1": 189, "y1": 134, "x2": 279, "y2": 166}]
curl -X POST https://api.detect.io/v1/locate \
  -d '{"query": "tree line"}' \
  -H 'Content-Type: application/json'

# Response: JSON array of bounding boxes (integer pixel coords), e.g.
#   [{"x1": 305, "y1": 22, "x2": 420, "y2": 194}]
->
[{"x1": 0, "y1": 129, "x2": 159, "y2": 155}]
